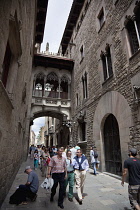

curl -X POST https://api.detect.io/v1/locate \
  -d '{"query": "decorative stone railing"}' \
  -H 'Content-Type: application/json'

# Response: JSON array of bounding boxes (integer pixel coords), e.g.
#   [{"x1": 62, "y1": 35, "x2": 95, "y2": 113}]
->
[
  {"x1": 32, "y1": 96, "x2": 71, "y2": 107},
  {"x1": 37, "y1": 51, "x2": 68, "y2": 59}
]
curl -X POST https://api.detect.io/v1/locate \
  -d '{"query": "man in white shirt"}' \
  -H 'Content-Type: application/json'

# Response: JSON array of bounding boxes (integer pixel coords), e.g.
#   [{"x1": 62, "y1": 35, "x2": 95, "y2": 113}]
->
[{"x1": 70, "y1": 145, "x2": 77, "y2": 159}]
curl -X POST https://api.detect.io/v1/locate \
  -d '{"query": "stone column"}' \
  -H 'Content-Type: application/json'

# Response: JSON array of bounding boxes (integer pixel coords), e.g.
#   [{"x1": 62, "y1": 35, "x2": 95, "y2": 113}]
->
[
  {"x1": 58, "y1": 78, "x2": 61, "y2": 99},
  {"x1": 68, "y1": 81, "x2": 71, "y2": 99},
  {"x1": 105, "y1": 53, "x2": 109, "y2": 79},
  {"x1": 44, "y1": 76, "x2": 46, "y2": 97},
  {"x1": 69, "y1": 127, "x2": 72, "y2": 146},
  {"x1": 33, "y1": 79, "x2": 36, "y2": 96}
]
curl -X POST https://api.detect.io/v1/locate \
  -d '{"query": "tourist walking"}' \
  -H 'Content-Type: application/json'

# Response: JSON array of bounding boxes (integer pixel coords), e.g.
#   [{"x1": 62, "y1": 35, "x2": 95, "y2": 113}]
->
[
  {"x1": 121, "y1": 148, "x2": 140, "y2": 210},
  {"x1": 61, "y1": 147, "x2": 66, "y2": 158},
  {"x1": 40, "y1": 146, "x2": 45, "y2": 170},
  {"x1": 34, "y1": 149, "x2": 39, "y2": 170},
  {"x1": 42, "y1": 148, "x2": 50, "y2": 177},
  {"x1": 30, "y1": 145, "x2": 36, "y2": 159},
  {"x1": 52, "y1": 146, "x2": 57, "y2": 155},
  {"x1": 49, "y1": 147, "x2": 54, "y2": 157},
  {"x1": 37, "y1": 145, "x2": 42, "y2": 165},
  {"x1": 47, "y1": 148, "x2": 67, "y2": 209},
  {"x1": 72, "y1": 149, "x2": 89, "y2": 205},
  {"x1": 64, "y1": 150, "x2": 74, "y2": 202},
  {"x1": 70, "y1": 145, "x2": 77, "y2": 159},
  {"x1": 90, "y1": 146, "x2": 98, "y2": 175}
]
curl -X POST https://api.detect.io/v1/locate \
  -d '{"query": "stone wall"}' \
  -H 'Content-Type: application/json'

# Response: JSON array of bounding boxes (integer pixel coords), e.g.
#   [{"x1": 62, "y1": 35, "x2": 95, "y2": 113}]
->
[
  {"x1": 0, "y1": 0, "x2": 36, "y2": 205},
  {"x1": 68, "y1": 0, "x2": 140, "y2": 167}
]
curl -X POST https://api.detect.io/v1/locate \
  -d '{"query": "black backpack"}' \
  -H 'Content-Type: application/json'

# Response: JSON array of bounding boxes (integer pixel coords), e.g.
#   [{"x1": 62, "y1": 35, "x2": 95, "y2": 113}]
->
[{"x1": 94, "y1": 151, "x2": 98, "y2": 158}]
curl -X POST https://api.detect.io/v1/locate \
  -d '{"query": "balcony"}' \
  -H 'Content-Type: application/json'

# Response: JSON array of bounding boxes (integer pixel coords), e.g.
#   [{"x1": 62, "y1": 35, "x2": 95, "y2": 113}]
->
[{"x1": 32, "y1": 96, "x2": 71, "y2": 108}]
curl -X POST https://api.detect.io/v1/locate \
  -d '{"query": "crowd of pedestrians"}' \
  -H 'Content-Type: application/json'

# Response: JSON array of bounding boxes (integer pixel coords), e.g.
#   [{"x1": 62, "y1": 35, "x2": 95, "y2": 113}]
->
[
  {"x1": 28, "y1": 144, "x2": 100, "y2": 208},
  {"x1": 11, "y1": 144, "x2": 140, "y2": 210}
]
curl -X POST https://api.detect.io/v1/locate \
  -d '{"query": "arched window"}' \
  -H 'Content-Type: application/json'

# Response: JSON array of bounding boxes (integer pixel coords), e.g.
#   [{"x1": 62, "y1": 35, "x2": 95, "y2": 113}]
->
[
  {"x1": 60, "y1": 75, "x2": 69, "y2": 99},
  {"x1": 45, "y1": 72, "x2": 59, "y2": 98},
  {"x1": 82, "y1": 72, "x2": 88, "y2": 99},
  {"x1": 125, "y1": 4, "x2": 140, "y2": 55},
  {"x1": 101, "y1": 45, "x2": 113, "y2": 81},
  {"x1": 34, "y1": 73, "x2": 44, "y2": 97}
]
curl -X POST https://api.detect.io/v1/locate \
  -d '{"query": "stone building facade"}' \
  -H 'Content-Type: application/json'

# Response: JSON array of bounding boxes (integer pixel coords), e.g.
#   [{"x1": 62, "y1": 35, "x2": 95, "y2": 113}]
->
[
  {"x1": 0, "y1": 0, "x2": 48, "y2": 205},
  {"x1": 61, "y1": 0, "x2": 140, "y2": 175},
  {"x1": 30, "y1": 130, "x2": 36, "y2": 145}
]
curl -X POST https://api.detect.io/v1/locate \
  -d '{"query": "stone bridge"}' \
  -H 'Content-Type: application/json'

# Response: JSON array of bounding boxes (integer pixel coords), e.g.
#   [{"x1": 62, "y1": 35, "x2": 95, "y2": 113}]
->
[{"x1": 30, "y1": 52, "x2": 74, "y2": 123}]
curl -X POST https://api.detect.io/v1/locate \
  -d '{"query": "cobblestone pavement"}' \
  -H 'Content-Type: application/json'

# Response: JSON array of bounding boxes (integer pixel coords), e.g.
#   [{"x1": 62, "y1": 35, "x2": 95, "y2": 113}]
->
[{"x1": 1, "y1": 157, "x2": 131, "y2": 210}]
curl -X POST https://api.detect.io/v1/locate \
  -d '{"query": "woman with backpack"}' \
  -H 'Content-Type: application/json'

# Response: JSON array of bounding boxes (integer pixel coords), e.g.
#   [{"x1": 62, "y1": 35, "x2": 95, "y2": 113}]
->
[{"x1": 90, "y1": 146, "x2": 98, "y2": 175}]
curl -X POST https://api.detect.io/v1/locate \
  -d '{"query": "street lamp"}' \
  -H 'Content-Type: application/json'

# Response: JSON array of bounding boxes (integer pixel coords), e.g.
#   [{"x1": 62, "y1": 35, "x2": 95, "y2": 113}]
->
[{"x1": 62, "y1": 120, "x2": 75, "y2": 127}]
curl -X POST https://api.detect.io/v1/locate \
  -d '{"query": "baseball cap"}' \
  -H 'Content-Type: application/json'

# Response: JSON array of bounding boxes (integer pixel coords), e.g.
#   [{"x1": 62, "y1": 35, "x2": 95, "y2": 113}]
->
[
  {"x1": 24, "y1": 166, "x2": 31, "y2": 172},
  {"x1": 129, "y1": 148, "x2": 137, "y2": 155}
]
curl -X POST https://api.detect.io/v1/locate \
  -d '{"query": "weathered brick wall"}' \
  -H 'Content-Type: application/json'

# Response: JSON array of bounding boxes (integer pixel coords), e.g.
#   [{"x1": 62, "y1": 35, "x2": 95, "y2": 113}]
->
[
  {"x1": 0, "y1": 0, "x2": 36, "y2": 205},
  {"x1": 69, "y1": 0, "x2": 140, "y2": 160}
]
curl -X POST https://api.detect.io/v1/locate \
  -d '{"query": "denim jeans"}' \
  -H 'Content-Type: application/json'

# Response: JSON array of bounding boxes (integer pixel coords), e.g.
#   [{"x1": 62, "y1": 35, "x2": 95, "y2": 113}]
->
[{"x1": 92, "y1": 162, "x2": 96, "y2": 175}]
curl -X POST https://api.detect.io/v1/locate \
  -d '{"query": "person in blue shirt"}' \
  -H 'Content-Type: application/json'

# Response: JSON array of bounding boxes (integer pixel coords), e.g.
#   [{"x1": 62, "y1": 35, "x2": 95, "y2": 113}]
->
[
  {"x1": 72, "y1": 149, "x2": 89, "y2": 205},
  {"x1": 19, "y1": 166, "x2": 39, "y2": 204},
  {"x1": 64, "y1": 150, "x2": 74, "y2": 202}
]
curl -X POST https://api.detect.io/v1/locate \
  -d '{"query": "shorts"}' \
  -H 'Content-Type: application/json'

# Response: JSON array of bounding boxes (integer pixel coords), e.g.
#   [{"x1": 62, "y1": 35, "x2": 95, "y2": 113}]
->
[{"x1": 128, "y1": 185, "x2": 140, "y2": 207}]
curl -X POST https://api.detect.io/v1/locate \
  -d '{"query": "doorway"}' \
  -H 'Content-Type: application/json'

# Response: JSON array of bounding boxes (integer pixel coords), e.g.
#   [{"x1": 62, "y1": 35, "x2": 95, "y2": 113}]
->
[{"x1": 104, "y1": 114, "x2": 122, "y2": 175}]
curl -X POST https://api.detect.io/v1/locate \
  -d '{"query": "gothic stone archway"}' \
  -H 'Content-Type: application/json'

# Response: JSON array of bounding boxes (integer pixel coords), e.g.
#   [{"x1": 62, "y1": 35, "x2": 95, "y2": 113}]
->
[
  {"x1": 104, "y1": 114, "x2": 122, "y2": 176},
  {"x1": 93, "y1": 91, "x2": 132, "y2": 172}
]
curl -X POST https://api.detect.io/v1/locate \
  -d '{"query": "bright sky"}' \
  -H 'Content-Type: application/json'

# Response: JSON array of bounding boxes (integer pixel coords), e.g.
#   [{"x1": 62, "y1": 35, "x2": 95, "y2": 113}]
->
[
  {"x1": 32, "y1": 117, "x2": 45, "y2": 137},
  {"x1": 41, "y1": 0, "x2": 73, "y2": 53},
  {"x1": 32, "y1": 1, "x2": 73, "y2": 138}
]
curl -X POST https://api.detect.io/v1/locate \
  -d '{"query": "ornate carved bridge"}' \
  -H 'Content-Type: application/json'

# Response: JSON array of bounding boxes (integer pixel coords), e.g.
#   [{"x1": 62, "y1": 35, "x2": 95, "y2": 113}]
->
[{"x1": 30, "y1": 51, "x2": 74, "y2": 122}]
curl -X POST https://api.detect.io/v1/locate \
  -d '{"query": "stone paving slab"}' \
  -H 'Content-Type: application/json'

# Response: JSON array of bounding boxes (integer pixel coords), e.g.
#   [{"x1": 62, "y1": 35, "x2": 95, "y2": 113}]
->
[{"x1": 1, "y1": 157, "x2": 132, "y2": 210}]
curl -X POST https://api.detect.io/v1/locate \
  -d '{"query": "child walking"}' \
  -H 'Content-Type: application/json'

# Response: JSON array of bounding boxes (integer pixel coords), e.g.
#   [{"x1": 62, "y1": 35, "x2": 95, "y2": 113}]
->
[{"x1": 34, "y1": 149, "x2": 39, "y2": 170}]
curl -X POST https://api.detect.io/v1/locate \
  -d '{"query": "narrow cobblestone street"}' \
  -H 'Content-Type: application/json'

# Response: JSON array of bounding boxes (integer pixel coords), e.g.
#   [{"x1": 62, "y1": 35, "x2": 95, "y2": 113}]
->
[{"x1": 1, "y1": 157, "x2": 131, "y2": 210}]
